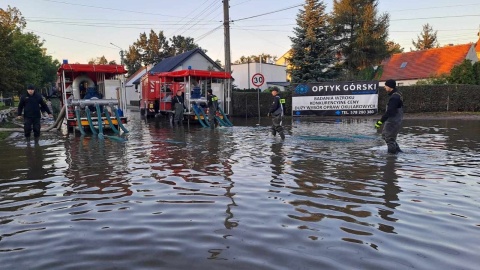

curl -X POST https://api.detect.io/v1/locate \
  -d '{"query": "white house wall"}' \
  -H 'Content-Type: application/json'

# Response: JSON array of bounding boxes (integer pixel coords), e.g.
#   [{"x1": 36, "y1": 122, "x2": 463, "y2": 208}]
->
[
  {"x1": 466, "y1": 45, "x2": 479, "y2": 62},
  {"x1": 232, "y1": 63, "x2": 287, "y2": 91}
]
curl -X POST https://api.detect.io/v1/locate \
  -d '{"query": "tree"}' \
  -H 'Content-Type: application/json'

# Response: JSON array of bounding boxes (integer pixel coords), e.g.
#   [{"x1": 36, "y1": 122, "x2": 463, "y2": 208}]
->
[
  {"x1": 0, "y1": 6, "x2": 59, "y2": 97},
  {"x1": 88, "y1": 56, "x2": 112, "y2": 65},
  {"x1": 170, "y1": 35, "x2": 200, "y2": 55},
  {"x1": 288, "y1": 0, "x2": 339, "y2": 83},
  {"x1": 449, "y1": 59, "x2": 476, "y2": 84},
  {"x1": 331, "y1": 0, "x2": 390, "y2": 78},
  {"x1": 473, "y1": 62, "x2": 480, "y2": 85},
  {"x1": 412, "y1": 23, "x2": 439, "y2": 51},
  {"x1": 124, "y1": 30, "x2": 202, "y2": 76},
  {"x1": 387, "y1": 40, "x2": 403, "y2": 54},
  {"x1": 234, "y1": 54, "x2": 277, "y2": 64}
]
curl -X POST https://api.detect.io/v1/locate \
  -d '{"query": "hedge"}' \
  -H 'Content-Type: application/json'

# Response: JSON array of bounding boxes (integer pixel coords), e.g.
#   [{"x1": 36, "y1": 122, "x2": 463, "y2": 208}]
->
[{"x1": 231, "y1": 85, "x2": 480, "y2": 117}]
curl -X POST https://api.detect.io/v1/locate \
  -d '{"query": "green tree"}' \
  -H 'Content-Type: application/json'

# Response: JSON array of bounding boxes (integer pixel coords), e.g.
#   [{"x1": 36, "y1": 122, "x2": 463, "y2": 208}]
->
[
  {"x1": 88, "y1": 55, "x2": 111, "y2": 65},
  {"x1": 331, "y1": 0, "x2": 390, "y2": 78},
  {"x1": 124, "y1": 31, "x2": 203, "y2": 76},
  {"x1": 387, "y1": 40, "x2": 403, "y2": 54},
  {"x1": 0, "y1": 6, "x2": 59, "y2": 97},
  {"x1": 449, "y1": 59, "x2": 476, "y2": 84},
  {"x1": 412, "y1": 23, "x2": 439, "y2": 51},
  {"x1": 473, "y1": 61, "x2": 480, "y2": 85},
  {"x1": 288, "y1": 0, "x2": 339, "y2": 83},
  {"x1": 234, "y1": 54, "x2": 277, "y2": 64},
  {"x1": 169, "y1": 35, "x2": 200, "y2": 55}
]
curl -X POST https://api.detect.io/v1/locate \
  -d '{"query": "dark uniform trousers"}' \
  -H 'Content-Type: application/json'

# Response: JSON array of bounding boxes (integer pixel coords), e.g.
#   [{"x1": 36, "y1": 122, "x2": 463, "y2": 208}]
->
[{"x1": 24, "y1": 117, "x2": 41, "y2": 138}]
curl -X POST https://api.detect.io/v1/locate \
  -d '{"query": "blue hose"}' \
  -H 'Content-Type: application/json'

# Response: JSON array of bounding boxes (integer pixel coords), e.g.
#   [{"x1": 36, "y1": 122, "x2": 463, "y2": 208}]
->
[
  {"x1": 218, "y1": 106, "x2": 233, "y2": 126},
  {"x1": 104, "y1": 106, "x2": 120, "y2": 134},
  {"x1": 215, "y1": 116, "x2": 228, "y2": 127},
  {"x1": 192, "y1": 104, "x2": 208, "y2": 128},
  {"x1": 95, "y1": 104, "x2": 104, "y2": 140},
  {"x1": 85, "y1": 107, "x2": 98, "y2": 135},
  {"x1": 196, "y1": 106, "x2": 210, "y2": 127},
  {"x1": 74, "y1": 108, "x2": 86, "y2": 135},
  {"x1": 114, "y1": 107, "x2": 129, "y2": 133}
]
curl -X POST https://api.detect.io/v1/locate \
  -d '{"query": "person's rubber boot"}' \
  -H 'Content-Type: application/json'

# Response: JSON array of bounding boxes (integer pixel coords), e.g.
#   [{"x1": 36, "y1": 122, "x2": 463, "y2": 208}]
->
[
  {"x1": 34, "y1": 137, "x2": 40, "y2": 145},
  {"x1": 272, "y1": 130, "x2": 276, "y2": 137},
  {"x1": 395, "y1": 143, "x2": 403, "y2": 153},
  {"x1": 279, "y1": 131, "x2": 285, "y2": 140},
  {"x1": 26, "y1": 137, "x2": 31, "y2": 144}
]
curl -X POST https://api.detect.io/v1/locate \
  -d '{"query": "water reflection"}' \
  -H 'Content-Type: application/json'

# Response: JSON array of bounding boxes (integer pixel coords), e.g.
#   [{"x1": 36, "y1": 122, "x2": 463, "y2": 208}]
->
[
  {"x1": 62, "y1": 136, "x2": 133, "y2": 199},
  {"x1": 378, "y1": 155, "x2": 401, "y2": 234},
  {"x1": 0, "y1": 115, "x2": 479, "y2": 270}
]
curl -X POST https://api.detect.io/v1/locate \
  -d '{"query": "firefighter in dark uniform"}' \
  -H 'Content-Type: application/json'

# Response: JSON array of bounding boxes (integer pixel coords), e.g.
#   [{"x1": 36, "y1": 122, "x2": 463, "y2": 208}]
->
[
  {"x1": 207, "y1": 89, "x2": 219, "y2": 129},
  {"x1": 171, "y1": 90, "x2": 185, "y2": 124},
  {"x1": 375, "y1": 79, "x2": 404, "y2": 154},
  {"x1": 17, "y1": 85, "x2": 52, "y2": 143},
  {"x1": 267, "y1": 87, "x2": 285, "y2": 140}
]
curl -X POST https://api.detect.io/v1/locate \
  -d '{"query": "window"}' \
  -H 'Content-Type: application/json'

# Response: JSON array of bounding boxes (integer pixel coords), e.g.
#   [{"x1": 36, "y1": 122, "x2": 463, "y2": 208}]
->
[{"x1": 400, "y1": 62, "x2": 407, "y2": 68}]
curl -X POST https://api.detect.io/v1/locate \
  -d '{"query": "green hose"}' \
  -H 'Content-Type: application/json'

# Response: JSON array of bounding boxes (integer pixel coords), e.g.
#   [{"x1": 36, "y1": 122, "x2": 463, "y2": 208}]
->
[
  {"x1": 218, "y1": 106, "x2": 233, "y2": 126},
  {"x1": 104, "y1": 106, "x2": 120, "y2": 134},
  {"x1": 114, "y1": 106, "x2": 129, "y2": 133},
  {"x1": 75, "y1": 107, "x2": 86, "y2": 135},
  {"x1": 85, "y1": 107, "x2": 98, "y2": 135},
  {"x1": 95, "y1": 104, "x2": 104, "y2": 140}
]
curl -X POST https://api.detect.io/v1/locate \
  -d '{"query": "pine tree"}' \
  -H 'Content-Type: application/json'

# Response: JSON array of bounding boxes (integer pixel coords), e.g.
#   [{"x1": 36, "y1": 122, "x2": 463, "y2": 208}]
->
[
  {"x1": 412, "y1": 23, "x2": 439, "y2": 51},
  {"x1": 331, "y1": 0, "x2": 390, "y2": 78},
  {"x1": 288, "y1": 0, "x2": 339, "y2": 83}
]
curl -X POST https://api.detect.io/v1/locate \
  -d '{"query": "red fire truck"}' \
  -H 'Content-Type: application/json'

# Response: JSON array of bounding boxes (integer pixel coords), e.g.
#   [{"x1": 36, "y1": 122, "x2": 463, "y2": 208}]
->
[
  {"x1": 57, "y1": 63, "x2": 128, "y2": 132},
  {"x1": 140, "y1": 69, "x2": 233, "y2": 125}
]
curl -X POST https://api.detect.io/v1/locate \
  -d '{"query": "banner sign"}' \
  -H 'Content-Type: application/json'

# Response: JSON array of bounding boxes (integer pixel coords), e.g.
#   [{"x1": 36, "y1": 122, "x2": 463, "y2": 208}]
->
[{"x1": 292, "y1": 81, "x2": 379, "y2": 116}]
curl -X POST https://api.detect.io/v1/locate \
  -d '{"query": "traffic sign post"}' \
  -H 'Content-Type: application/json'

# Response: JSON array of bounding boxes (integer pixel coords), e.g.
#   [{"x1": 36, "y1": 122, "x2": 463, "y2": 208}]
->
[
  {"x1": 251, "y1": 73, "x2": 265, "y2": 88},
  {"x1": 251, "y1": 73, "x2": 265, "y2": 123}
]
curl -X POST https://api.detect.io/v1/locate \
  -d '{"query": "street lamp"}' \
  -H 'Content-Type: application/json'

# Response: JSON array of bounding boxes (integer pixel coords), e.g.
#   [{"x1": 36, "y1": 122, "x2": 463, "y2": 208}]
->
[
  {"x1": 110, "y1": 42, "x2": 124, "y2": 65},
  {"x1": 110, "y1": 42, "x2": 126, "y2": 112}
]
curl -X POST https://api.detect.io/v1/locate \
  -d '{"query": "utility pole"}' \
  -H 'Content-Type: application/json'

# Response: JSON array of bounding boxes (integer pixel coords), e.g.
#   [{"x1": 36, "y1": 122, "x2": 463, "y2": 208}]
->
[
  {"x1": 110, "y1": 42, "x2": 127, "y2": 112},
  {"x1": 223, "y1": 0, "x2": 232, "y2": 115}
]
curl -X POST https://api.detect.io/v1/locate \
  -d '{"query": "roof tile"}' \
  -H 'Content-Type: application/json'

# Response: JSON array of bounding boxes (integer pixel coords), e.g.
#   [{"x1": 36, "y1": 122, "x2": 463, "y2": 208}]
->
[{"x1": 380, "y1": 44, "x2": 474, "y2": 81}]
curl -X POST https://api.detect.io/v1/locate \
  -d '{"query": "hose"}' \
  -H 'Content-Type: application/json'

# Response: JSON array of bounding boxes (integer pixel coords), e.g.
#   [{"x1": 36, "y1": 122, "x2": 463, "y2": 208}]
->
[
  {"x1": 96, "y1": 104, "x2": 104, "y2": 140},
  {"x1": 45, "y1": 105, "x2": 66, "y2": 131},
  {"x1": 85, "y1": 107, "x2": 98, "y2": 135},
  {"x1": 104, "y1": 106, "x2": 120, "y2": 134},
  {"x1": 74, "y1": 107, "x2": 86, "y2": 135},
  {"x1": 114, "y1": 106, "x2": 129, "y2": 133},
  {"x1": 218, "y1": 106, "x2": 233, "y2": 126}
]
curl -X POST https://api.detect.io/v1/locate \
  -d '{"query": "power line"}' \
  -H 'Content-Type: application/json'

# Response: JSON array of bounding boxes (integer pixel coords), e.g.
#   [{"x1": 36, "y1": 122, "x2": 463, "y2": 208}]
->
[
  {"x1": 178, "y1": 0, "x2": 222, "y2": 36},
  {"x1": 39, "y1": 0, "x2": 186, "y2": 18},
  {"x1": 196, "y1": 25, "x2": 223, "y2": 42},
  {"x1": 392, "y1": 14, "x2": 480, "y2": 21},
  {"x1": 233, "y1": 4, "x2": 303, "y2": 22},
  {"x1": 390, "y1": 3, "x2": 480, "y2": 12},
  {"x1": 25, "y1": 28, "x2": 116, "y2": 49},
  {"x1": 168, "y1": 0, "x2": 212, "y2": 36}
]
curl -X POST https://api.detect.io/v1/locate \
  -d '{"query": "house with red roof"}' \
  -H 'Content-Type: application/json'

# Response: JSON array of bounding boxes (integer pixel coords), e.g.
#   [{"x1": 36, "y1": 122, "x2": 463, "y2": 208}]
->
[{"x1": 379, "y1": 43, "x2": 479, "y2": 86}]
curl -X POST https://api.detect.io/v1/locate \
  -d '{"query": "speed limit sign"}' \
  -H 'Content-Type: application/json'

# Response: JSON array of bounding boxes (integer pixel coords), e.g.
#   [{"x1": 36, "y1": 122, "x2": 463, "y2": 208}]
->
[{"x1": 251, "y1": 73, "x2": 265, "y2": 87}]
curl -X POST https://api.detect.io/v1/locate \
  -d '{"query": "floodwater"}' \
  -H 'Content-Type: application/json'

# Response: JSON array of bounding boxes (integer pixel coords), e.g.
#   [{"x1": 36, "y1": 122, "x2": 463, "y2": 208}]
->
[{"x1": 1, "y1": 112, "x2": 479, "y2": 270}]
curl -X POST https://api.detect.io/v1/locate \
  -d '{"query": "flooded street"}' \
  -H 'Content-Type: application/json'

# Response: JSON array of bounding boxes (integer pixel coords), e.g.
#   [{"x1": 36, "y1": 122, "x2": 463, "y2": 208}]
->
[{"x1": 1, "y1": 111, "x2": 479, "y2": 270}]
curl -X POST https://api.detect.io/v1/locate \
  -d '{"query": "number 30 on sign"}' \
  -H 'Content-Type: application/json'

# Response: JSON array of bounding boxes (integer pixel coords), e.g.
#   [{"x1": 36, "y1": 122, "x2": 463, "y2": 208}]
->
[{"x1": 251, "y1": 73, "x2": 265, "y2": 87}]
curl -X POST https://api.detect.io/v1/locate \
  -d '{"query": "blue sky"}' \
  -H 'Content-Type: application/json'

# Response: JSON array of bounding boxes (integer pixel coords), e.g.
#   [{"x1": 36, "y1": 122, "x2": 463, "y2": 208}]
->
[{"x1": 2, "y1": 0, "x2": 480, "y2": 65}]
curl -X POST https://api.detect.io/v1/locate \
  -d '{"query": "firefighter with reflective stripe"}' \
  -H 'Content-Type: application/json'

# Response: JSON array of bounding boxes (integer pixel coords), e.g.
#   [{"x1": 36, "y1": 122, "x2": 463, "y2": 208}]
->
[
  {"x1": 207, "y1": 89, "x2": 219, "y2": 129},
  {"x1": 267, "y1": 87, "x2": 285, "y2": 140},
  {"x1": 375, "y1": 79, "x2": 404, "y2": 154}
]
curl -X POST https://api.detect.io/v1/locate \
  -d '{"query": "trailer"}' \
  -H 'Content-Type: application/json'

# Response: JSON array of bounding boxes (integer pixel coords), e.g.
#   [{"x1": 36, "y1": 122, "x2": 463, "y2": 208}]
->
[
  {"x1": 153, "y1": 69, "x2": 233, "y2": 126},
  {"x1": 57, "y1": 63, "x2": 129, "y2": 133}
]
